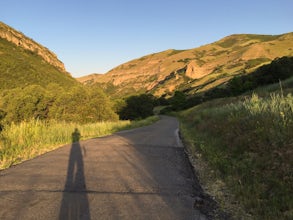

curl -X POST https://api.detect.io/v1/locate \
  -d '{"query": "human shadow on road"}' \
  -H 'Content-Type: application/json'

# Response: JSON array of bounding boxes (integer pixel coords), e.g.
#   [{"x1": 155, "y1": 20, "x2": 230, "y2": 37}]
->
[{"x1": 59, "y1": 128, "x2": 91, "y2": 220}]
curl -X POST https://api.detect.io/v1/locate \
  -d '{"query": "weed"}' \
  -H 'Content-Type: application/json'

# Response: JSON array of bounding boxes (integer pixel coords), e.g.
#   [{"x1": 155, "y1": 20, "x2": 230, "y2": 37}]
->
[
  {"x1": 179, "y1": 92, "x2": 293, "y2": 219},
  {"x1": 0, "y1": 116, "x2": 159, "y2": 170}
]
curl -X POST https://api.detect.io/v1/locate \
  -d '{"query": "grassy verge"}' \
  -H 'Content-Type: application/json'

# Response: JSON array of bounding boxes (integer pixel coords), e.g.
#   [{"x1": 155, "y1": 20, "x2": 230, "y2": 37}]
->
[
  {"x1": 178, "y1": 93, "x2": 293, "y2": 219},
  {"x1": 0, "y1": 116, "x2": 159, "y2": 170}
]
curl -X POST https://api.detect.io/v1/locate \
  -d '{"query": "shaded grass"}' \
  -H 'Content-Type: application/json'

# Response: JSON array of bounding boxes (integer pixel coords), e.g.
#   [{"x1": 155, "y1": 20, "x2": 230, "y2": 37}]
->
[
  {"x1": 0, "y1": 116, "x2": 159, "y2": 170},
  {"x1": 178, "y1": 93, "x2": 293, "y2": 219}
]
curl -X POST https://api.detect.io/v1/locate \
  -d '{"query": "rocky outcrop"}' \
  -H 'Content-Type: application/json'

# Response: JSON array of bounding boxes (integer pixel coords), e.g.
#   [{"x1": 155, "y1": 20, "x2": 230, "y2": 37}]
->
[
  {"x1": 0, "y1": 22, "x2": 66, "y2": 72},
  {"x1": 186, "y1": 61, "x2": 212, "y2": 79}
]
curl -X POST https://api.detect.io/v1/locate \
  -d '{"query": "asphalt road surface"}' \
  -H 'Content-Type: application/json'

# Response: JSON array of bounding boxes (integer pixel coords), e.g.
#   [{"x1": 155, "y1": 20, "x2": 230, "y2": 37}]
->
[{"x1": 0, "y1": 116, "x2": 212, "y2": 220}]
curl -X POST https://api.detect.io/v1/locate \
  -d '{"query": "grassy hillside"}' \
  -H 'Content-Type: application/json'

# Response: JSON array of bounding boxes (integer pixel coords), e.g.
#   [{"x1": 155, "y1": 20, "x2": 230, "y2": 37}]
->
[
  {"x1": 0, "y1": 21, "x2": 65, "y2": 71},
  {"x1": 0, "y1": 22, "x2": 118, "y2": 125},
  {"x1": 78, "y1": 32, "x2": 293, "y2": 98},
  {"x1": 0, "y1": 37, "x2": 79, "y2": 90},
  {"x1": 178, "y1": 78, "x2": 293, "y2": 219}
]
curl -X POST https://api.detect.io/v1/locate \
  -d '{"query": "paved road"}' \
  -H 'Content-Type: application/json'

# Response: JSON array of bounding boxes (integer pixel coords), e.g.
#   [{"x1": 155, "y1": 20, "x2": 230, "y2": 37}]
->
[{"x1": 0, "y1": 116, "x2": 209, "y2": 220}]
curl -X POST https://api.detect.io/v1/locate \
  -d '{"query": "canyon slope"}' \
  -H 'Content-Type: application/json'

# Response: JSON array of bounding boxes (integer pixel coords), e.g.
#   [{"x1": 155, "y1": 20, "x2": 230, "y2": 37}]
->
[
  {"x1": 78, "y1": 32, "x2": 293, "y2": 97},
  {"x1": 0, "y1": 21, "x2": 65, "y2": 72},
  {"x1": 0, "y1": 22, "x2": 79, "y2": 90}
]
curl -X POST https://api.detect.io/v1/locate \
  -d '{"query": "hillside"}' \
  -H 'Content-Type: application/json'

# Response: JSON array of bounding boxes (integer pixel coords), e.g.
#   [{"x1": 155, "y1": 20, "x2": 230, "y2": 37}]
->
[
  {"x1": 178, "y1": 77, "x2": 293, "y2": 219},
  {"x1": 0, "y1": 22, "x2": 118, "y2": 125},
  {"x1": 0, "y1": 21, "x2": 65, "y2": 72},
  {"x1": 0, "y1": 22, "x2": 79, "y2": 90},
  {"x1": 78, "y1": 33, "x2": 293, "y2": 97}
]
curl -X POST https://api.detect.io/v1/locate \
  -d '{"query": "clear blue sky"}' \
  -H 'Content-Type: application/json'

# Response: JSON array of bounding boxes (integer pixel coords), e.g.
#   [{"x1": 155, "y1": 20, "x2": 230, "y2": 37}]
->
[{"x1": 1, "y1": 0, "x2": 292, "y2": 77}]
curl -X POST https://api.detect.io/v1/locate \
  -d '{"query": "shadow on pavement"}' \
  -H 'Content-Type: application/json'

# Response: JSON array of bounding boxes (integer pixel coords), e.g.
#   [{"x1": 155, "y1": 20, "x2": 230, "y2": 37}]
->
[{"x1": 59, "y1": 128, "x2": 91, "y2": 220}]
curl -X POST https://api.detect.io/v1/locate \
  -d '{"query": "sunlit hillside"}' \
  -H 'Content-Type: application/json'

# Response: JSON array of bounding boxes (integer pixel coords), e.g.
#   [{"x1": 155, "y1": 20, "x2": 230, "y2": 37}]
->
[{"x1": 78, "y1": 32, "x2": 293, "y2": 98}]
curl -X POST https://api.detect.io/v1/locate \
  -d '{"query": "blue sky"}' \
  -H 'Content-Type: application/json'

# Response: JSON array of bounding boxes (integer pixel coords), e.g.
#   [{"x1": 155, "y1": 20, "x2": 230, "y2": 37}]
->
[{"x1": 1, "y1": 0, "x2": 292, "y2": 77}]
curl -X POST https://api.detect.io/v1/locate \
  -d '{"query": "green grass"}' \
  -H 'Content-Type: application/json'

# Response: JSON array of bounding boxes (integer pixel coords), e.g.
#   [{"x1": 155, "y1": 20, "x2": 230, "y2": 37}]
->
[
  {"x1": 0, "y1": 116, "x2": 159, "y2": 170},
  {"x1": 178, "y1": 92, "x2": 293, "y2": 219},
  {"x1": 0, "y1": 37, "x2": 79, "y2": 90},
  {"x1": 245, "y1": 58, "x2": 271, "y2": 69}
]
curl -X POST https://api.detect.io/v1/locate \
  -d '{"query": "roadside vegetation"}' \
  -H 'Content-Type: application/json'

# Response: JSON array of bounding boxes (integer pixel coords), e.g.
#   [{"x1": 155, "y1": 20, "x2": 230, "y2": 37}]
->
[
  {"x1": 0, "y1": 116, "x2": 159, "y2": 170},
  {"x1": 178, "y1": 88, "x2": 293, "y2": 219},
  {"x1": 1, "y1": 24, "x2": 292, "y2": 219},
  {"x1": 0, "y1": 36, "x2": 161, "y2": 170}
]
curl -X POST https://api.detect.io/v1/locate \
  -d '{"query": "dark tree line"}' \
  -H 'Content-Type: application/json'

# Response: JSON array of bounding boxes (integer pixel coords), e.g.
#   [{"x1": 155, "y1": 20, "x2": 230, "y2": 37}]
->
[{"x1": 118, "y1": 94, "x2": 156, "y2": 120}]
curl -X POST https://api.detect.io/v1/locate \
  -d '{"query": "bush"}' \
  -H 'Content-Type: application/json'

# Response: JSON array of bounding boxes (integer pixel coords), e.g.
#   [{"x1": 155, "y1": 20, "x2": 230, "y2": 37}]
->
[
  {"x1": 0, "y1": 84, "x2": 119, "y2": 124},
  {"x1": 118, "y1": 94, "x2": 155, "y2": 120}
]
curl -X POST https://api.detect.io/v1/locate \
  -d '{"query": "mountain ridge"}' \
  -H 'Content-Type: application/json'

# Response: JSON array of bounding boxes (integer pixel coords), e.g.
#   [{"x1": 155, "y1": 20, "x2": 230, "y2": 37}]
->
[
  {"x1": 0, "y1": 22, "x2": 79, "y2": 90},
  {"x1": 78, "y1": 32, "x2": 293, "y2": 97},
  {"x1": 0, "y1": 21, "x2": 66, "y2": 73}
]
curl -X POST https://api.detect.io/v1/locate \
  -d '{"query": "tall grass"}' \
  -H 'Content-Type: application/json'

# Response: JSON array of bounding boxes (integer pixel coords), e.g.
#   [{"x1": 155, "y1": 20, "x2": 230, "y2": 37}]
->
[
  {"x1": 0, "y1": 116, "x2": 159, "y2": 170},
  {"x1": 179, "y1": 93, "x2": 293, "y2": 219}
]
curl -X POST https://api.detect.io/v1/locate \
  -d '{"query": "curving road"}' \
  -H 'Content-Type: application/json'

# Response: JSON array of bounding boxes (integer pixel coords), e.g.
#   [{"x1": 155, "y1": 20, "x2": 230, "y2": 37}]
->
[{"x1": 0, "y1": 116, "x2": 211, "y2": 220}]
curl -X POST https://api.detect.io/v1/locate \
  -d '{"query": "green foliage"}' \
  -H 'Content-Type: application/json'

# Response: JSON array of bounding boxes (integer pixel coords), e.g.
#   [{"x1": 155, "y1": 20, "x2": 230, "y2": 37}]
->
[
  {"x1": 246, "y1": 34, "x2": 280, "y2": 42},
  {"x1": 118, "y1": 94, "x2": 155, "y2": 120},
  {"x1": 0, "y1": 38, "x2": 78, "y2": 90},
  {"x1": 0, "y1": 37, "x2": 119, "y2": 125},
  {"x1": 0, "y1": 84, "x2": 118, "y2": 124},
  {"x1": 199, "y1": 56, "x2": 293, "y2": 102},
  {"x1": 0, "y1": 85, "x2": 52, "y2": 123},
  {"x1": 217, "y1": 34, "x2": 281, "y2": 49},
  {"x1": 217, "y1": 37, "x2": 238, "y2": 48},
  {"x1": 229, "y1": 56, "x2": 293, "y2": 96},
  {"x1": 167, "y1": 49, "x2": 186, "y2": 56},
  {"x1": 245, "y1": 57, "x2": 271, "y2": 69},
  {"x1": 179, "y1": 93, "x2": 293, "y2": 219},
  {"x1": 177, "y1": 58, "x2": 191, "y2": 64},
  {"x1": 169, "y1": 91, "x2": 187, "y2": 110}
]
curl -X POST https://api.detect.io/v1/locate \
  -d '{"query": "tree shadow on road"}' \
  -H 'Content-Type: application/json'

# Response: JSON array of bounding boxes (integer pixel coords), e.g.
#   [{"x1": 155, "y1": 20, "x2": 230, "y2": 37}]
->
[{"x1": 59, "y1": 128, "x2": 91, "y2": 220}]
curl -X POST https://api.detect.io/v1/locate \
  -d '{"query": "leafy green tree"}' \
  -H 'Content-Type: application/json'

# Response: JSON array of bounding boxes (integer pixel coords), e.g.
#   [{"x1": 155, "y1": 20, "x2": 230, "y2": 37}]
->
[
  {"x1": 1, "y1": 85, "x2": 52, "y2": 123},
  {"x1": 119, "y1": 94, "x2": 155, "y2": 120},
  {"x1": 48, "y1": 86, "x2": 86, "y2": 122},
  {"x1": 86, "y1": 87, "x2": 119, "y2": 122},
  {"x1": 169, "y1": 91, "x2": 186, "y2": 111},
  {"x1": 49, "y1": 86, "x2": 118, "y2": 123}
]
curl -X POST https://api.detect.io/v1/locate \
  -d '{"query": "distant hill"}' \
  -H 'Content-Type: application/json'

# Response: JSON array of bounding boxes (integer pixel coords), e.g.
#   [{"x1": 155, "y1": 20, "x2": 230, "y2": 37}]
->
[
  {"x1": 0, "y1": 21, "x2": 79, "y2": 90},
  {"x1": 78, "y1": 73, "x2": 103, "y2": 84},
  {"x1": 78, "y1": 32, "x2": 293, "y2": 97}
]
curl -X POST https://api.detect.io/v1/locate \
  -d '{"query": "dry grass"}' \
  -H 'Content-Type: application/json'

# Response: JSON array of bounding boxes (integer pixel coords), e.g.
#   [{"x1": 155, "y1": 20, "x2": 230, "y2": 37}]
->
[{"x1": 0, "y1": 116, "x2": 159, "y2": 170}]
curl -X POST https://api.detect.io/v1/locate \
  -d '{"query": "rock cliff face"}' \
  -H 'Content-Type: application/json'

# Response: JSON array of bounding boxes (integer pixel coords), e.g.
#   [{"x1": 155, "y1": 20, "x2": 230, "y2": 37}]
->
[{"x1": 0, "y1": 21, "x2": 66, "y2": 72}]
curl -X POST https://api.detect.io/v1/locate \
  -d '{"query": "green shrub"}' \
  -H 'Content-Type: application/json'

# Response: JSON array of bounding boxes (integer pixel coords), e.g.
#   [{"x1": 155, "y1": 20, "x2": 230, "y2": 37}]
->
[{"x1": 118, "y1": 94, "x2": 155, "y2": 120}]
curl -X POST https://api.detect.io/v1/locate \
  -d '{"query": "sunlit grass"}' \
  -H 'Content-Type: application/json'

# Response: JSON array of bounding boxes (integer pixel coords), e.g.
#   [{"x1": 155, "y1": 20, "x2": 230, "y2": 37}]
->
[{"x1": 0, "y1": 116, "x2": 159, "y2": 170}]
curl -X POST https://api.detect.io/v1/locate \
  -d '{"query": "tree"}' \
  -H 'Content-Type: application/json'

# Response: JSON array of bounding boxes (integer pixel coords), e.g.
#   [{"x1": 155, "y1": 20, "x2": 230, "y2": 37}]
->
[
  {"x1": 169, "y1": 91, "x2": 186, "y2": 111},
  {"x1": 86, "y1": 87, "x2": 119, "y2": 122},
  {"x1": 119, "y1": 94, "x2": 155, "y2": 120},
  {"x1": 0, "y1": 85, "x2": 52, "y2": 123},
  {"x1": 49, "y1": 86, "x2": 118, "y2": 123}
]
